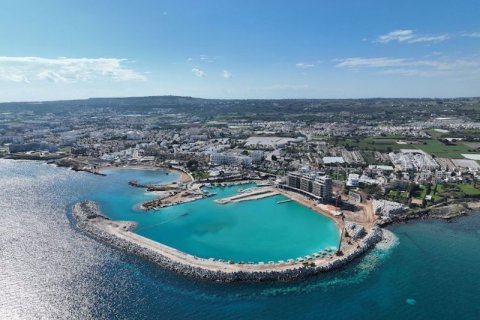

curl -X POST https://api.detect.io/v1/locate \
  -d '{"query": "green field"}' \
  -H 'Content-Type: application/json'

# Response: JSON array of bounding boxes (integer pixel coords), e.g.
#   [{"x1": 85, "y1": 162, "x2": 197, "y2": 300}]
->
[
  {"x1": 423, "y1": 183, "x2": 480, "y2": 203},
  {"x1": 334, "y1": 135, "x2": 478, "y2": 159},
  {"x1": 426, "y1": 129, "x2": 449, "y2": 139},
  {"x1": 458, "y1": 183, "x2": 480, "y2": 196},
  {"x1": 333, "y1": 136, "x2": 404, "y2": 152},
  {"x1": 413, "y1": 140, "x2": 472, "y2": 158}
]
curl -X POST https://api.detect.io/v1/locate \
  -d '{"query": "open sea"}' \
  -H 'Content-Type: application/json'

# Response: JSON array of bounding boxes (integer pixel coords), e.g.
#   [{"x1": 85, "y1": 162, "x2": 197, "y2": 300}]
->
[{"x1": 1, "y1": 159, "x2": 479, "y2": 319}]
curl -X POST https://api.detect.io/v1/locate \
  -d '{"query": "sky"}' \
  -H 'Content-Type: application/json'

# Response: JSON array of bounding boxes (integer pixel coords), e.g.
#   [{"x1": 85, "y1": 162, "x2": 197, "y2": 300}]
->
[{"x1": 0, "y1": 0, "x2": 479, "y2": 102}]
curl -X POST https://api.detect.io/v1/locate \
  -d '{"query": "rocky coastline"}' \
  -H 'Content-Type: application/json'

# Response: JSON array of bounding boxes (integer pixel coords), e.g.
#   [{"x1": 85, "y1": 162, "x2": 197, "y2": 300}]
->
[
  {"x1": 377, "y1": 200, "x2": 480, "y2": 227},
  {"x1": 73, "y1": 200, "x2": 384, "y2": 283}
]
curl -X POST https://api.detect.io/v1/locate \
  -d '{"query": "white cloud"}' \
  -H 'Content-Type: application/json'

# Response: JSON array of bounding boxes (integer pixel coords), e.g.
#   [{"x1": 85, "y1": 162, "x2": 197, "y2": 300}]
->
[
  {"x1": 191, "y1": 67, "x2": 206, "y2": 77},
  {"x1": 222, "y1": 69, "x2": 232, "y2": 79},
  {"x1": 0, "y1": 71, "x2": 30, "y2": 83},
  {"x1": 296, "y1": 62, "x2": 315, "y2": 69},
  {"x1": 408, "y1": 34, "x2": 450, "y2": 43},
  {"x1": 36, "y1": 70, "x2": 68, "y2": 83},
  {"x1": 375, "y1": 29, "x2": 449, "y2": 44},
  {"x1": 187, "y1": 55, "x2": 218, "y2": 63},
  {"x1": 0, "y1": 56, "x2": 146, "y2": 83},
  {"x1": 335, "y1": 56, "x2": 480, "y2": 78},
  {"x1": 376, "y1": 29, "x2": 415, "y2": 43},
  {"x1": 335, "y1": 57, "x2": 407, "y2": 68},
  {"x1": 379, "y1": 68, "x2": 443, "y2": 77},
  {"x1": 462, "y1": 32, "x2": 480, "y2": 38}
]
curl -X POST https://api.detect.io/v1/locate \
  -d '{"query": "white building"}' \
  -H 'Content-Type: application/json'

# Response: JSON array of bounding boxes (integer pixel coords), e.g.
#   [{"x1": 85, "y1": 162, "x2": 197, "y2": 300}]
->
[
  {"x1": 323, "y1": 156, "x2": 345, "y2": 164},
  {"x1": 346, "y1": 174, "x2": 360, "y2": 187},
  {"x1": 389, "y1": 151, "x2": 439, "y2": 171},
  {"x1": 250, "y1": 150, "x2": 264, "y2": 163},
  {"x1": 210, "y1": 152, "x2": 238, "y2": 165},
  {"x1": 209, "y1": 152, "x2": 252, "y2": 167}
]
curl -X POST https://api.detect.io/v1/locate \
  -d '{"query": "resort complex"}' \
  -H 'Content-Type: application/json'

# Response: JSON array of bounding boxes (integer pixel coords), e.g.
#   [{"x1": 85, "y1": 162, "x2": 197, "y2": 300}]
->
[
  {"x1": 2, "y1": 96, "x2": 480, "y2": 282},
  {"x1": 3, "y1": 1, "x2": 480, "y2": 318}
]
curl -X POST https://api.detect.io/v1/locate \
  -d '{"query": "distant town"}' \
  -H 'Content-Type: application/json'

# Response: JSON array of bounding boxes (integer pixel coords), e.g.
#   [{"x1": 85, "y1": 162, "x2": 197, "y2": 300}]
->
[{"x1": 1, "y1": 96, "x2": 480, "y2": 224}]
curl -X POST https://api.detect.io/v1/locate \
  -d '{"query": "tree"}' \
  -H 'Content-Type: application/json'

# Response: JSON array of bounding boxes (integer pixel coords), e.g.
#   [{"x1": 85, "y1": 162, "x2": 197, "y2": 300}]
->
[
  {"x1": 186, "y1": 159, "x2": 198, "y2": 172},
  {"x1": 425, "y1": 183, "x2": 432, "y2": 195},
  {"x1": 271, "y1": 154, "x2": 278, "y2": 161}
]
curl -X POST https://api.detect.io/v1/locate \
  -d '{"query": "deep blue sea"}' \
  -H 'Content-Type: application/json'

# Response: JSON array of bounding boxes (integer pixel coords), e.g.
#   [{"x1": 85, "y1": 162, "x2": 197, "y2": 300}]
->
[{"x1": 1, "y1": 159, "x2": 480, "y2": 320}]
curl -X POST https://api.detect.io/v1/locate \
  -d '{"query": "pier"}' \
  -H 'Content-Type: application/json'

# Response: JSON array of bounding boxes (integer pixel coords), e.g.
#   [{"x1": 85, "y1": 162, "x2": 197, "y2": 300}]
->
[{"x1": 214, "y1": 187, "x2": 279, "y2": 204}]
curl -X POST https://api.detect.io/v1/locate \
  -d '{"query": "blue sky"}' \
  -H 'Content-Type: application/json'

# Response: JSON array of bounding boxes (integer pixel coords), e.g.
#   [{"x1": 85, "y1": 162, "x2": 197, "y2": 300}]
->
[{"x1": 0, "y1": 0, "x2": 479, "y2": 101}]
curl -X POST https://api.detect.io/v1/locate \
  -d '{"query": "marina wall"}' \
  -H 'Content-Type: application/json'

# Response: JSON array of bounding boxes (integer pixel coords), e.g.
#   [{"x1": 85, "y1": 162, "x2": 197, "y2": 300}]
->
[{"x1": 73, "y1": 200, "x2": 383, "y2": 283}]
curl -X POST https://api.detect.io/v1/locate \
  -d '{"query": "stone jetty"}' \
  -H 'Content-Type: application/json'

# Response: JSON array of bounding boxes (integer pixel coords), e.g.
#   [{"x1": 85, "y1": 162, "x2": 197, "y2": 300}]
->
[{"x1": 73, "y1": 200, "x2": 384, "y2": 283}]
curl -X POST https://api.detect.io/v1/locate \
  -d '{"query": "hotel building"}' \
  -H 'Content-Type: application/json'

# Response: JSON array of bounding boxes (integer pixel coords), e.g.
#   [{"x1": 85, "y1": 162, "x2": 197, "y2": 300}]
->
[{"x1": 284, "y1": 172, "x2": 332, "y2": 203}]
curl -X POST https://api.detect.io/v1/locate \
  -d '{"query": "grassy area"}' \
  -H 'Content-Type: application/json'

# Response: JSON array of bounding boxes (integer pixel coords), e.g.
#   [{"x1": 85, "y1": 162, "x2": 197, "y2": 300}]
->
[
  {"x1": 361, "y1": 151, "x2": 377, "y2": 165},
  {"x1": 427, "y1": 182, "x2": 480, "y2": 201},
  {"x1": 333, "y1": 136, "x2": 478, "y2": 159},
  {"x1": 333, "y1": 136, "x2": 404, "y2": 152},
  {"x1": 394, "y1": 182, "x2": 480, "y2": 208},
  {"x1": 426, "y1": 129, "x2": 448, "y2": 139},
  {"x1": 458, "y1": 183, "x2": 480, "y2": 196},
  {"x1": 412, "y1": 185, "x2": 428, "y2": 199},
  {"x1": 192, "y1": 171, "x2": 210, "y2": 180},
  {"x1": 387, "y1": 190, "x2": 409, "y2": 201},
  {"x1": 413, "y1": 139, "x2": 472, "y2": 158}
]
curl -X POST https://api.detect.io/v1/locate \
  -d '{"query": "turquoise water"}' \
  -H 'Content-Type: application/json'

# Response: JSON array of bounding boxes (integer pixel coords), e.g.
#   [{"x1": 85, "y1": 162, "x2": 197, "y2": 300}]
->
[
  {"x1": 2, "y1": 160, "x2": 480, "y2": 319},
  {"x1": 94, "y1": 168, "x2": 340, "y2": 262}
]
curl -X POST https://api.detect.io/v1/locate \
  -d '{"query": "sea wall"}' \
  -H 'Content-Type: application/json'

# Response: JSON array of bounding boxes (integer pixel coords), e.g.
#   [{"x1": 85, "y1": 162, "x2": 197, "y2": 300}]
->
[{"x1": 73, "y1": 200, "x2": 383, "y2": 283}]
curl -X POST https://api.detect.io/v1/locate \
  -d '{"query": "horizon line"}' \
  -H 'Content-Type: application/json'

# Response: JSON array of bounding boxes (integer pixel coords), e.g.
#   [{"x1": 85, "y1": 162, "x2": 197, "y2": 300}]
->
[{"x1": 1, "y1": 94, "x2": 480, "y2": 105}]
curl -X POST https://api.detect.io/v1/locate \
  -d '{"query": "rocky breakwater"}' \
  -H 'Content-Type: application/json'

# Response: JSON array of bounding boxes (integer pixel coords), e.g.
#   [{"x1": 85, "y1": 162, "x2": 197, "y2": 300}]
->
[
  {"x1": 128, "y1": 180, "x2": 179, "y2": 191},
  {"x1": 72, "y1": 200, "x2": 384, "y2": 282},
  {"x1": 73, "y1": 201, "x2": 137, "y2": 232}
]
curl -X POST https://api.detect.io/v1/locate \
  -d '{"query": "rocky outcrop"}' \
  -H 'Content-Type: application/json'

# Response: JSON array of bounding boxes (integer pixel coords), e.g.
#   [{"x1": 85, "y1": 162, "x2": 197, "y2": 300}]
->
[
  {"x1": 56, "y1": 158, "x2": 106, "y2": 176},
  {"x1": 377, "y1": 200, "x2": 478, "y2": 227},
  {"x1": 73, "y1": 200, "x2": 383, "y2": 283}
]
